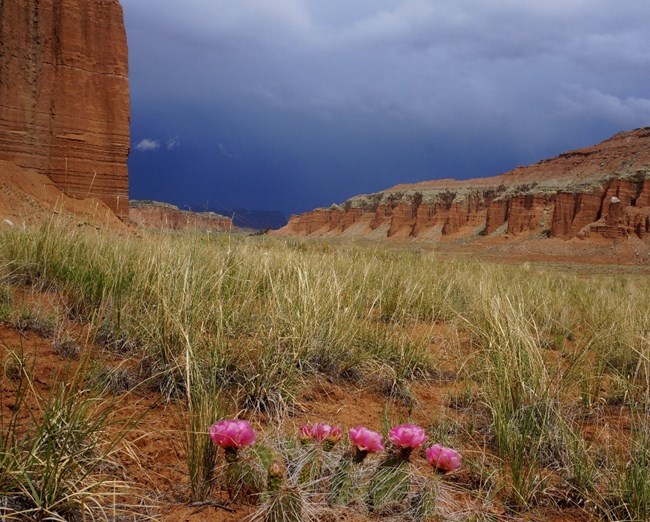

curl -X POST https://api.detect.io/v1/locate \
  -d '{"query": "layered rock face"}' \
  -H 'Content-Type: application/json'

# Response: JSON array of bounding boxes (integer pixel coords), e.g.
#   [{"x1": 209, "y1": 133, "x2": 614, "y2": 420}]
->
[
  {"x1": 0, "y1": 0, "x2": 130, "y2": 217},
  {"x1": 275, "y1": 128, "x2": 650, "y2": 242},
  {"x1": 130, "y1": 201, "x2": 233, "y2": 232}
]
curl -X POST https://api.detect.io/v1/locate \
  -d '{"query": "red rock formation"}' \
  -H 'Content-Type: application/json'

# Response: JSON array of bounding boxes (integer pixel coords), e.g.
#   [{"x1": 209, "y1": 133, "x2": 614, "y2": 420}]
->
[
  {"x1": 0, "y1": 0, "x2": 130, "y2": 217},
  {"x1": 506, "y1": 195, "x2": 549, "y2": 235},
  {"x1": 387, "y1": 200, "x2": 418, "y2": 237},
  {"x1": 443, "y1": 193, "x2": 491, "y2": 235},
  {"x1": 0, "y1": 160, "x2": 128, "y2": 230},
  {"x1": 274, "y1": 128, "x2": 650, "y2": 243},
  {"x1": 635, "y1": 180, "x2": 650, "y2": 208},
  {"x1": 484, "y1": 199, "x2": 509, "y2": 235},
  {"x1": 129, "y1": 201, "x2": 233, "y2": 232},
  {"x1": 551, "y1": 192, "x2": 602, "y2": 238}
]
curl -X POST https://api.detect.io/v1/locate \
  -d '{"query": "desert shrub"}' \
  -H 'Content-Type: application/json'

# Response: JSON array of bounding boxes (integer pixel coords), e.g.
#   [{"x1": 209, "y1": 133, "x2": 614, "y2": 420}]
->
[
  {"x1": 233, "y1": 340, "x2": 301, "y2": 418},
  {"x1": 0, "y1": 352, "x2": 142, "y2": 520},
  {"x1": 0, "y1": 289, "x2": 11, "y2": 322},
  {"x1": 618, "y1": 406, "x2": 650, "y2": 521},
  {"x1": 183, "y1": 375, "x2": 228, "y2": 502},
  {"x1": 0, "y1": 283, "x2": 11, "y2": 306},
  {"x1": 52, "y1": 325, "x2": 81, "y2": 360},
  {"x1": 11, "y1": 307, "x2": 56, "y2": 337}
]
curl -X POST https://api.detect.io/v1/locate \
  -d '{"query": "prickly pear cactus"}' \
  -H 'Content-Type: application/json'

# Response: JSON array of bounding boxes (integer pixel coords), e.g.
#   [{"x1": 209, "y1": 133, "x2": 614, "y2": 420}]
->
[
  {"x1": 328, "y1": 455, "x2": 356, "y2": 507},
  {"x1": 224, "y1": 447, "x2": 266, "y2": 505},
  {"x1": 262, "y1": 461, "x2": 305, "y2": 522},
  {"x1": 367, "y1": 455, "x2": 411, "y2": 511},
  {"x1": 297, "y1": 445, "x2": 324, "y2": 487},
  {"x1": 263, "y1": 487, "x2": 304, "y2": 522},
  {"x1": 410, "y1": 479, "x2": 439, "y2": 521},
  {"x1": 295, "y1": 444, "x2": 338, "y2": 492}
]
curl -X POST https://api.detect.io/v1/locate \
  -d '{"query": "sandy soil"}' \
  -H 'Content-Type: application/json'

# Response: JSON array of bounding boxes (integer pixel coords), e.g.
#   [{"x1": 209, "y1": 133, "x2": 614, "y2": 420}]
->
[
  {"x1": 0, "y1": 161, "x2": 128, "y2": 232},
  {"x1": 0, "y1": 288, "x2": 610, "y2": 522}
]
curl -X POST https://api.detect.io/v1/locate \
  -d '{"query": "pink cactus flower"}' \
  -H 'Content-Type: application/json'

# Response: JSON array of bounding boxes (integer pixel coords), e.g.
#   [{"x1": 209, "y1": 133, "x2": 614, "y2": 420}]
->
[
  {"x1": 348, "y1": 426, "x2": 385, "y2": 453},
  {"x1": 426, "y1": 444, "x2": 462, "y2": 472},
  {"x1": 300, "y1": 423, "x2": 342, "y2": 444},
  {"x1": 209, "y1": 419, "x2": 257, "y2": 449},
  {"x1": 327, "y1": 426, "x2": 343, "y2": 444},
  {"x1": 388, "y1": 424, "x2": 427, "y2": 449},
  {"x1": 299, "y1": 424, "x2": 313, "y2": 441}
]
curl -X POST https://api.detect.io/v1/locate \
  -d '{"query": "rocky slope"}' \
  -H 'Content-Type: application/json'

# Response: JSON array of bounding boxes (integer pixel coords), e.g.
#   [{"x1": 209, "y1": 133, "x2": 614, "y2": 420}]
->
[
  {"x1": 0, "y1": 0, "x2": 130, "y2": 218},
  {"x1": 0, "y1": 160, "x2": 127, "y2": 230},
  {"x1": 129, "y1": 200, "x2": 233, "y2": 232},
  {"x1": 275, "y1": 128, "x2": 650, "y2": 243}
]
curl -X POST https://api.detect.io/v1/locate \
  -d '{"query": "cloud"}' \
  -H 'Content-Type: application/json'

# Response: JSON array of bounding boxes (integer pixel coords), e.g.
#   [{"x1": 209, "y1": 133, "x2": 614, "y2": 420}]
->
[
  {"x1": 123, "y1": 0, "x2": 650, "y2": 118},
  {"x1": 166, "y1": 138, "x2": 180, "y2": 150},
  {"x1": 217, "y1": 143, "x2": 236, "y2": 158},
  {"x1": 135, "y1": 138, "x2": 161, "y2": 152},
  {"x1": 124, "y1": 0, "x2": 650, "y2": 66},
  {"x1": 556, "y1": 86, "x2": 650, "y2": 127},
  {"x1": 134, "y1": 137, "x2": 181, "y2": 152},
  {"x1": 123, "y1": 0, "x2": 650, "y2": 214},
  {"x1": 123, "y1": 0, "x2": 313, "y2": 51},
  {"x1": 332, "y1": 0, "x2": 650, "y2": 63}
]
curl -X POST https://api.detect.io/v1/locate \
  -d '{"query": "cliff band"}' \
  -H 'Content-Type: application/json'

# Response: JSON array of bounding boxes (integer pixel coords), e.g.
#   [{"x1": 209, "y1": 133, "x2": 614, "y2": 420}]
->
[
  {"x1": 129, "y1": 200, "x2": 233, "y2": 232},
  {"x1": 0, "y1": 0, "x2": 130, "y2": 217},
  {"x1": 276, "y1": 128, "x2": 650, "y2": 242}
]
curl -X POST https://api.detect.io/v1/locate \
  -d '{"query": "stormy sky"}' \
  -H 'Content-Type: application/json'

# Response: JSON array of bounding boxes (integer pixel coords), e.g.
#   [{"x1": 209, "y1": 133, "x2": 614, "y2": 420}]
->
[{"x1": 122, "y1": 0, "x2": 650, "y2": 218}]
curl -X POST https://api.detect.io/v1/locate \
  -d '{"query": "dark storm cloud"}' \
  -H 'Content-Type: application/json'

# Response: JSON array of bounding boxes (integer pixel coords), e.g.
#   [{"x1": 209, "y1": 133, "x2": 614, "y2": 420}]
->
[{"x1": 122, "y1": 0, "x2": 650, "y2": 216}]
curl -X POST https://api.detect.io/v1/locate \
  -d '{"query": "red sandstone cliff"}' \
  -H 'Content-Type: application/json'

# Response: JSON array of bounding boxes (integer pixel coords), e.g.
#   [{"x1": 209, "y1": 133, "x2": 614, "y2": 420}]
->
[
  {"x1": 0, "y1": 0, "x2": 130, "y2": 217},
  {"x1": 129, "y1": 201, "x2": 233, "y2": 232},
  {"x1": 275, "y1": 128, "x2": 650, "y2": 243}
]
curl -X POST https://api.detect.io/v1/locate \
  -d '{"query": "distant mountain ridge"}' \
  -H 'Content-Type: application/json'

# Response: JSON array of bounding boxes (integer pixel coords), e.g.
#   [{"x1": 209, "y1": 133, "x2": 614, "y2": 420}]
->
[
  {"x1": 128, "y1": 201, "x2": 287, "y2": 232},
  {"x1": 130, "y1": 200, "x2": 232, "y2": 232},
  {"x1": 212, "y1": 208, "x2": 287, "y2": 230},
  {"x1": 273, "y1": 127, "x2": 650, "y2": 243}
]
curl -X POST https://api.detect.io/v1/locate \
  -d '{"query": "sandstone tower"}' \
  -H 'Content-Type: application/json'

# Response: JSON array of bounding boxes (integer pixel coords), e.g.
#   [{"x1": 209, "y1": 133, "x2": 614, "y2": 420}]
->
[{"x1": 0, "y1": 0, "x2": 130, "y2": 217}]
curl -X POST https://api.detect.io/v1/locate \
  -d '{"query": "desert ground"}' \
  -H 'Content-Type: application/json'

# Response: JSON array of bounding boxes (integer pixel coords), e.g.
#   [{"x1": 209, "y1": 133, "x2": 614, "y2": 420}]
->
[{"x1": 1, "y1": 219, "x2": 649, "y2": 522}]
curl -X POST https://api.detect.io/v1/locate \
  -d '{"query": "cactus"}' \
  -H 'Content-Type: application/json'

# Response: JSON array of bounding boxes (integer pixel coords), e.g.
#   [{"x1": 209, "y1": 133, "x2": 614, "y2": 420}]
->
[
  {"x1": 410, "y1": 479, "x2": 438, "y2": 521},
  {"x1": 367, "y1": 455, "x2": 411, "y2": 510},
  {"x1": 328, "y1": 454, "x2": 356, "y2": 506},
  {"x1": 365, "y1": 423, "x2": 427, "y2": 510},
  {"x1": 261, "y1": 461, "x2": 305, "y2": 522},
  {"x1": 224, "y1": 447, "x2": 266, "y2": 505}
]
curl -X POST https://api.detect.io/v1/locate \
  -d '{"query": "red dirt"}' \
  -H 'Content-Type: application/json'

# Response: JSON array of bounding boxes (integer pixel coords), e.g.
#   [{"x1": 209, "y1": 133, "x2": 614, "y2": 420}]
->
[
  {"x1": 0, "y1": 278, "x2": 632, "y2": 522},
  {"x1": 0, "y1": 161, "x2": 128, "y2": 232}
]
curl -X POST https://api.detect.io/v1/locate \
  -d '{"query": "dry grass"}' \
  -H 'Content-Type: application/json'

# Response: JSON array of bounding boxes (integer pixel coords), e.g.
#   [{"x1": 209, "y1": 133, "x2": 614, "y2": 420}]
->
[{"x1": 1, "y1": 221, "x2": 649, "y2": 520}]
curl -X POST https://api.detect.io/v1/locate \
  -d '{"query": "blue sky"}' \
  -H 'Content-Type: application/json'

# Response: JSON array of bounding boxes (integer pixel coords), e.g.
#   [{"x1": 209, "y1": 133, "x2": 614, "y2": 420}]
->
[{"x1": 122, "y1": 0, "x2": 650, "y2": 216}]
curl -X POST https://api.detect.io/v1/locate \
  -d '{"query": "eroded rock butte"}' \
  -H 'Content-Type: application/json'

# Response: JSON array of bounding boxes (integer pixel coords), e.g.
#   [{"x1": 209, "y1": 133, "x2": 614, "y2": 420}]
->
[
  {"x1": 0, "y1": 0, "x2": 130, "y2": 217},
  {"x1": 275, "y1": 128, "x2": 650, "y2": 242},
  {"x1": 129, "y1": 200, "x2": 233, "y2": 232}
]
